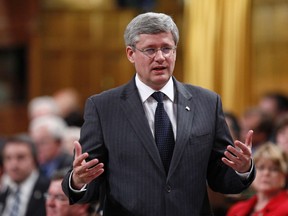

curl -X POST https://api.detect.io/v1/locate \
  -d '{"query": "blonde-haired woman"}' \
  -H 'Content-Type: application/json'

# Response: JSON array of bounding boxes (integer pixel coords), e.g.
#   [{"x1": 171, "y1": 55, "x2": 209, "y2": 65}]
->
[{"x1": 227, "y1": 142, "x2": 288, "y2": 216}]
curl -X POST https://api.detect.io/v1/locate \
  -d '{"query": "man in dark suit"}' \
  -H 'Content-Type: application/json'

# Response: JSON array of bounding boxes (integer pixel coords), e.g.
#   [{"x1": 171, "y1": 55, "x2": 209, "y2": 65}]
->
[
  {"x1": 62, "y1": 12, "x2": 255, "y2": 215},
  {"x1": 0, "y1": 134, "x2": 50, "y2": 216}
]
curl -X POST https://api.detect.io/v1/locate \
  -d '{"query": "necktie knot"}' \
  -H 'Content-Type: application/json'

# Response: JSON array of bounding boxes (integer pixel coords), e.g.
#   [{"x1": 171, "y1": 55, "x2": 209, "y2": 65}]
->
[{"x1": 152, "y1": 91, "x2": 164, "y2": 103}]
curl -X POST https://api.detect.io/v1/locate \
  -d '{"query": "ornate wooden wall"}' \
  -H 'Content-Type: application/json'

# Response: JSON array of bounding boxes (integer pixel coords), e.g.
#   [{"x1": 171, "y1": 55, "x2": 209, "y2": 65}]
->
[
  {"x1": 0, "y1": 0, "x2": 183, "y2": 135},
  {"x1": 1, "y1": 0, "x2": 287, "y2": 135},
  {"x1": 251, "y1": 0, "x2": 288, "y2": 103}
]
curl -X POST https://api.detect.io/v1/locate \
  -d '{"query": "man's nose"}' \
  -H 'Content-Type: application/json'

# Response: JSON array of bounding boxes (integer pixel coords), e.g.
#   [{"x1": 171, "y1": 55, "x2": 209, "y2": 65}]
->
[{"x1": 154, "y1": 49, "x2": 165, "y2": 60}]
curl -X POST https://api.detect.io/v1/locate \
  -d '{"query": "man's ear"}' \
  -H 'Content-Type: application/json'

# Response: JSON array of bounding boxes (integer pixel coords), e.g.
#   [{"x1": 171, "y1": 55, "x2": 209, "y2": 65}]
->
[{"x1": 126, "y1": 46, "x2": 135, "y2": 63}]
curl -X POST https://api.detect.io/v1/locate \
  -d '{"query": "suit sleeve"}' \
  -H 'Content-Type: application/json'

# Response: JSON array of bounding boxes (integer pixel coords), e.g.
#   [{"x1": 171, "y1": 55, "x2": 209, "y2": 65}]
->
[
  {"x1": 206, "y1": 95, "x2": 255, "y2": 194},
  {"x1": 62, "y1": 97, "x2": 106, "y2": 204}
]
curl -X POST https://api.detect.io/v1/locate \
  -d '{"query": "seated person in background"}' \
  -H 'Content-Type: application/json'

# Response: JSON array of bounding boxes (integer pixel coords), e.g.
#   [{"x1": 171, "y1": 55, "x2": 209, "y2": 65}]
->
[
  {"x1": 227, "y1": 142, "x2": 288, "y2": 216},
  {"x1": 53, "y1": 88, "x2": 84, "y2": 127},
  {"x1": 274, "y1": 114, "x2": 288, "y2": 155},
  {"x1": 0, "y1": 138, "x2": 5, "y2": 192},
  {"x1": 225, "y1": 111, "x2": 241, "y2": 140},
  {"x1": 46, "y1": 169, "x2": 100, "y2": 216},
  {"x1": 0, "y1": 134, "x2": 50, "y2": 216},
  {"x1": 28, "y1": 96, "x2": 60, "y2": 121},
  {"x1": 62, "y1": 126, "x2": 81, "y2": 156},
  {"x1": 258, "y1": 92, "x2": 288, "y2": 122},
  {"x1": 240, "y1": 107, "x2": 274, "y2": 152},
  {"x1": 29, "y1": 115, "x2": 73, "y2": 179}
]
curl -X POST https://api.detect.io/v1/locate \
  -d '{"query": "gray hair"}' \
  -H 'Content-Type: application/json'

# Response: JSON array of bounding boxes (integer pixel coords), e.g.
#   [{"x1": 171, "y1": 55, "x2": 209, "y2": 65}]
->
[
  {"x1": 28, "y1": 96, "x2": 60, "y2": 119},
  {"x1": 124, "y1": 12, "x2": 179, "y2": 47},
  {"x1": 29, "y1": 115, "x2": 67, "y2": 141}
]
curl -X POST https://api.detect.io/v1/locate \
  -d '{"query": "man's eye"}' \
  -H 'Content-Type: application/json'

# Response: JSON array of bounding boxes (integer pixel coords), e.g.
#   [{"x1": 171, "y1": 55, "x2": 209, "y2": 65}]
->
[
  {"x1": 162, "y1": 47, "x2": 172, "y2": 54},
  {"x1": 144, "y1": 48, "x2": 156, "y2": 55}
]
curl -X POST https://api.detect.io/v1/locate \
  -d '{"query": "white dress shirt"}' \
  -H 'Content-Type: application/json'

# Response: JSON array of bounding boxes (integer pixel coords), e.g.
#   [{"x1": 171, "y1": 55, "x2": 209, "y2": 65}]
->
[
  {"x1": 2, "y1": 170, "x2": 39, "y2": 216},
  {"x1": 135, "y1": 73, "x2": 177, "y2": 139}
]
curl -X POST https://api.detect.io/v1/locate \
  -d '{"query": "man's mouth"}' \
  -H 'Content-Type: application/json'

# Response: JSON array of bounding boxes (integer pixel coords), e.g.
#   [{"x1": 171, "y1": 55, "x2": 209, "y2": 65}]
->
[{"x1": 152, "y1": 66, "x2": 166, "y2": 71}]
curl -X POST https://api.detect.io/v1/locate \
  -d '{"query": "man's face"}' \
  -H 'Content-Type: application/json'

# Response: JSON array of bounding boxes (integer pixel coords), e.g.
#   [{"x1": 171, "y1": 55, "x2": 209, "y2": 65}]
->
[
  {"x1": 46, "y1": 180, "x2": 70, "y2": 216},
  {"x1": 30, "y1": 127, "x2": 60, "y2": 164},
  {"x1": 126, "y1": 32, "x2": 176, "y2": 90},
  {"x1": 3, "y1": 142, "x2": 35, "y2": 183},
  {"x1": 46, "y1": 179, "x2": 89, "y2": 216}
]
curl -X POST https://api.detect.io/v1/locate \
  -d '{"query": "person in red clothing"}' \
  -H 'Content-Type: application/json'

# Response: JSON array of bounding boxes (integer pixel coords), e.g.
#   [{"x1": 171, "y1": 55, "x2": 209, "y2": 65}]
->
[{"x1": 227, "y1": 142, "x2": 288, "y2": 216}]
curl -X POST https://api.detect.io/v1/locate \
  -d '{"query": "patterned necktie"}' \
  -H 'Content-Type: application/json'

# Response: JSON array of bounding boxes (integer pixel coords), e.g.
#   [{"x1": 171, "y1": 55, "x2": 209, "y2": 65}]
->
[
  {"x1": 152, "y1": 91, "x2": 175, "y2": 174},
  {"x1": 10, "y1": 187, "x2": 21, "y2": 216}
]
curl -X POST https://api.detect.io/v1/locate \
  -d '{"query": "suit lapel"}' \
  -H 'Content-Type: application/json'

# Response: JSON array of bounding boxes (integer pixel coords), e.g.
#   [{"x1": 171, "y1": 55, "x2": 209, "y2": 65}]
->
[
  {"x1": 168, "y1": 79, "x2": 195, "y2": 179},
  {"x1": 0, "y1": 187, "x2": 9, "y2": 214},
  {"x1": 119, "y1": 78, "x2": 165, "y2": 174}
]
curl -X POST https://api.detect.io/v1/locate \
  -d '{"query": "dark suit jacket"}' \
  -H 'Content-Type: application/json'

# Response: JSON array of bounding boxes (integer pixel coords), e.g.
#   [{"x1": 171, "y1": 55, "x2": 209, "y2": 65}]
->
[
  {"x1": 0, "y1": 174, "x2": 50, "y2": 216},
  {"x1": 62, "y1": 76, "x2": 255, "y2": 216}
]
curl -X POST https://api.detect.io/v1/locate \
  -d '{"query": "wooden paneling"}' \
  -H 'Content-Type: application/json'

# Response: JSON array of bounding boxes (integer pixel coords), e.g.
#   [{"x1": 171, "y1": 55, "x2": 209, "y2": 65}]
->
[
  {"x1": 29, "y1": 3, "x2": 184, "y2": 103},
  {"x1": 29, "y1": 9, "x2": 138, "y2": 103},
  {"x1": 251, "y1": 0, "x2": 288, "y2": 103},
  {"x1": 0, "y1": 0, "x2": 183, "y2": 135}
]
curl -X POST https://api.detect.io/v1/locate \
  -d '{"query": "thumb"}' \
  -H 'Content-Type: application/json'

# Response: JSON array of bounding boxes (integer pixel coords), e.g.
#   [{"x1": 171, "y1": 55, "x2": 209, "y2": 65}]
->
[
  {"x1": 74, "y1": 141, "x2": 82, "y2": 158},
  {"x1": 245, "y1": 130, "x2": 254, "y2": 148}
]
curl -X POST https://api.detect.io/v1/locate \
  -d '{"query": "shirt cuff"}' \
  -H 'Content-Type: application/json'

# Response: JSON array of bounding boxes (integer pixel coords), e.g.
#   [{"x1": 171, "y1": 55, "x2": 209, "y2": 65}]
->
[
  {"x1": 235, "y1": 159, "x2": 254, "y2": 180},
  {"x1": 69, "y1": 170, "x2": 87, "y2": 193}
]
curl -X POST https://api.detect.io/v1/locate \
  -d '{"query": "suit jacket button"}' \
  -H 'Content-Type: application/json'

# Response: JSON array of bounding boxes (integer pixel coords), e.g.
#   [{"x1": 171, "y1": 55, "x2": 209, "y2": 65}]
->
[{"x1": 166, "y1": 185, "x2": 171, "y2": 193}]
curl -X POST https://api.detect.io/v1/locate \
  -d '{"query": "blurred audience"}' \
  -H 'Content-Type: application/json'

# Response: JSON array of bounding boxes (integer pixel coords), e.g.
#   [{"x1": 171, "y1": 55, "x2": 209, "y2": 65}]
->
[
  {"x1": 7, "y1": 87, "x2": 288, "y2": 216},
  {"x1": 258, "y1": 92, "x2": 288, "y2": 122},
  {"x1": 28, "y1": 96, "x2": 60, "y2": 120},
  {"x1": 53, "y1": 88, "x2": 84, "y2": 127},
  {"x1": 227, "y1": 142, "x2": 288, "y2": 216},
  {"x1": 0, "y1": 134, "x2": 50, "y2": 216},
  {"x1": 225, "y1": 111, "x2": 241, "y2": 140},
  {"x1": 45, "y1": 169, "x2": 100, "y2": 216},
  {"x1": 274, "y1": 114, "x2": 288, "y2": 155},
  {"x1": 240, "y1": 107, "x2": 274, "y2": 152},
  {"x1": 0, "y1": 138, "x2": 4, "y2": 192},
  {"x1": 29, "y1": 115, "x2": 73, "y2": 179},
  {"x1": 62, "y1": 126, "x2": 81, "y2": 156}
]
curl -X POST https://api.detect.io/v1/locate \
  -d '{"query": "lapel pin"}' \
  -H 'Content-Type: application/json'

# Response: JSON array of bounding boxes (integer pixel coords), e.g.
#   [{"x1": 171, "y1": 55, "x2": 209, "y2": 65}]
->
[{"x1": 185, "y1": 106, "x2": 190, "y2": 111}]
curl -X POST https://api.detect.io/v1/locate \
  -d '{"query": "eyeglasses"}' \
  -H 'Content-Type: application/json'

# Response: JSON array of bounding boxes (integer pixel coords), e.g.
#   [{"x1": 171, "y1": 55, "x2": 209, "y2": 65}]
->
[
  {"x1": 44, "y1": 193, "x2": 68, "y2": 202},
  {"x1": 133, "y1": 46, "x2": 177, "y2": 59},
  {"x1": 256, "y1": 165, "x2": 281, "y2": 173}
]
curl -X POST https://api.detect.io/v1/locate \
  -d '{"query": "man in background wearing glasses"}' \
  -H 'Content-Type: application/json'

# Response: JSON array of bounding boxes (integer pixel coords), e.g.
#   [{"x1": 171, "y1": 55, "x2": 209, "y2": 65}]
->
[
  {"x1": 46, "y1": 169, "x2": 99, "y2": 216},
  {"x1": 62, "y1": 12, "x2": 255, "y2": 215}
]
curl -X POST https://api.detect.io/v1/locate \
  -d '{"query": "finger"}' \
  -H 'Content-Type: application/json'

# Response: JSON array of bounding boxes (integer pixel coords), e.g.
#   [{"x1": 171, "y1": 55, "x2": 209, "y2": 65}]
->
[
  {"x1": 74, "y1": 159, "x2": 101, "y2": 177},
  {"x1": 77, "y1": 163, "x2": 104, "y2": 182},
  {"x1": 73, "y1": 152, "x2": 89, "y2": 167},
  {"x1": 226, "y1": 145, "x2": 243, "y2": 158},
  {"x1": 222, "y1": 157, "x2": 237, "y2": 170},
  {"x1": 245, "y1": 130, "x2": 253, "y2": 148},
  {"x1": 223, "y1": 145, "x2": 252, "y2": 173},
  {"x1": 83, "y1": 158, "x2": 100, "y2": 170},
  {"x1": 224, "y1": 149, "x2": 240, "y2": 162},
  {"x1": 234, "y1": 141, "x2": 252, "y2": 156},
  {"x1": 86, "y1": 163, "x2": 104, "y2": 177},
  {"x1": 78, "y1": 168, "x2": 104, "y2": 185},
  {"x1": 89, "y1": 167, "x2": 104, "y2": 179},
  {"x1": 226, "y1": 144, "x2": 252, "y2": 166}
]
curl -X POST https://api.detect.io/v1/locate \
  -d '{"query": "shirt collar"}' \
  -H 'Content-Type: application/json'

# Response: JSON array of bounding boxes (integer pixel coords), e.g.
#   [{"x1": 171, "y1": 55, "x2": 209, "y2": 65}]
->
[
  {"x1": 135, "y1": 73, "x2": 174, "y2": 103},
  {"x1": 7, "y1": 170, "x2": 39, "y2": 192}
]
